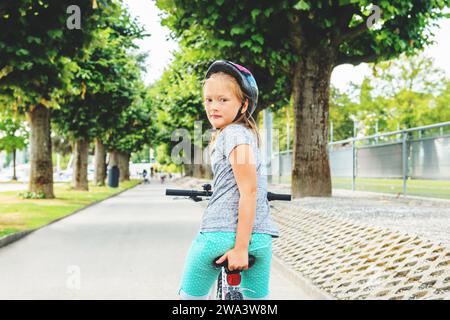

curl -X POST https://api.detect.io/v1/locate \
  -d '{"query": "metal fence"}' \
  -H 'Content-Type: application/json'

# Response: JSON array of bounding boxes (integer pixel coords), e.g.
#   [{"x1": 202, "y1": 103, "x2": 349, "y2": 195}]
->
[{"x1": 268, "y1": 121, "x2": 450, "y2": 198}]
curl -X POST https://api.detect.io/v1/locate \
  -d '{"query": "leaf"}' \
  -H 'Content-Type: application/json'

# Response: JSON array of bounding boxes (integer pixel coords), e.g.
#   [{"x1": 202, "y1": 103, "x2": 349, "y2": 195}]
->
[
  {"x1": 294, "y1": 0, "x2": 310, "y2": 11},
  {"x1": 47, "y1": 29, "x2": 63, "y2": 39},
  {"x1": 0, "y1": 66, "x2": 13, "y2": 80},
  {"x1": 264, "y1": 8, "x2": 273, "y2": 17},
  {"x1": 251, "y1": 9, "x2": 261, "y2": 21},
  {"x1": 26, "y1": 36, "x2": 41, "y2": 44},
  {"x1": 230, "y1": 26, "x2": 246, "y2": 35},
  {"x1": 240, "y1": 40, "x2": 253, "y2": 49},
  {"x1": 251, "y1": 34, "x2": 264, "y2": 45},
  {"x1": 16, "y1": 49, "x2": 30, "y2": 56}
]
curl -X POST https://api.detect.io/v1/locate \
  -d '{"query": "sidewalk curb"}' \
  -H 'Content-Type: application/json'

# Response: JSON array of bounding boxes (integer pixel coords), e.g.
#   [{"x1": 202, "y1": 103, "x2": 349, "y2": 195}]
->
[
  {"x1": 0, "y1": 181, "x2": 142, "y2": 250},
  {"x1": 272, "y1": 253, "x2": 335, "y2": 300}
]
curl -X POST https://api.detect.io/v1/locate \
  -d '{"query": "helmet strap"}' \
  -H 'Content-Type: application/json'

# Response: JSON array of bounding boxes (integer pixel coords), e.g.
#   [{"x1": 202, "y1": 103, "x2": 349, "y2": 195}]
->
[{"x1": 232, "y1": 100, "x2": 246, "y2": 122}]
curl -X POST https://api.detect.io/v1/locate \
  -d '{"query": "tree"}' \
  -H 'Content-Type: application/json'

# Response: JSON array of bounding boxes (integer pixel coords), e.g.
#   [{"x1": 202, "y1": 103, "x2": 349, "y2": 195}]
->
[
  {"x1": 337, "y1": 54, "x2": 450, "y2": 137},
  {"x1": 329, "y1": 87, "x2": 359, "y2": 141},
  {"x1": 428, "y1": 81, "x2": 450, "y2": 125},
  {"x1": 156, "y1": 0, "x2": 448, "y2": 197},
  {"x1": 146, "y1": 45, "x2": 212, "y2": 178},
  {"x1": 368, "y1": 54, "x2": 447, "y2": 130},
  {"x1": 0, "y1": 0, "x2": 101, "y2": 197},
  {"x1": 105, "y1": 88, "x2": 152, "y2": 182},
  {"x1": 0, "y1": 117, "x2": 28, "y2": 180},
  {"x1": 53, "y1": 5, "x2": 146, "y2": 190}
]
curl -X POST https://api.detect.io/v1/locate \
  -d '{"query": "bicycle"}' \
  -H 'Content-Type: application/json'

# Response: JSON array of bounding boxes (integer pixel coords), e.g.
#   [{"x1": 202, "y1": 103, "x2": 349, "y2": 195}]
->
[
  {"x1": 211, "y1": 253, "x2": 257, "y2": 300},
  {"x1": 166, "y1": 183, "x2": 291, "y2": 300}
]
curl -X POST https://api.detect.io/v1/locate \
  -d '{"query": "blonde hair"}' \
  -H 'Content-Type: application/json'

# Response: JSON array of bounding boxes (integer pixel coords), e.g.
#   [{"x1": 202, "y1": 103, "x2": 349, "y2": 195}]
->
[{"x1": 202, "y1": 72, "x2": 261, "y2": 151}]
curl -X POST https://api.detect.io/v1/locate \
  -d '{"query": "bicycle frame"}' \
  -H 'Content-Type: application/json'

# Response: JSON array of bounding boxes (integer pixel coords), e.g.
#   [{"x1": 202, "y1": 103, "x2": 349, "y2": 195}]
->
[{"x1": 211, "y1": 254, "x2": 256, "y2": 300}]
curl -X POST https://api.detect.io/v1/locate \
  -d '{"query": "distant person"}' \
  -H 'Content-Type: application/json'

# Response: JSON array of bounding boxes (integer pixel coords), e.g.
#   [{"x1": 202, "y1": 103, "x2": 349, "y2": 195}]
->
[
  {"x1": 160, "y1": 171, "x2": 166, "y2": 184},
  {"x1": 150, "y1": 167, "x2": 154, "y2": 179},
  {"x1": 142, "y1": 169, "x2": 148, "y2": 184}
]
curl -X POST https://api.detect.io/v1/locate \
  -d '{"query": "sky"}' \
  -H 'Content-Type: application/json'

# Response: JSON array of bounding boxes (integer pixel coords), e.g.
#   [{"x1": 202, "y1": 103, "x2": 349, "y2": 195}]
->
[{"x1": 124, "y1": 0, "x2": 450, "y2": 91}]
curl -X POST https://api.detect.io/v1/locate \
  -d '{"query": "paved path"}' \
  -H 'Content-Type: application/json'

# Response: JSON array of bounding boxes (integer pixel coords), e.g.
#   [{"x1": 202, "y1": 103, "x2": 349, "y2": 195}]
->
[
  {"x1": 0, "y1": 183, "x2": 27, "y2": 192},
  {"x1": 0, "y1": 180, "x2": 311, "y2": 299}
]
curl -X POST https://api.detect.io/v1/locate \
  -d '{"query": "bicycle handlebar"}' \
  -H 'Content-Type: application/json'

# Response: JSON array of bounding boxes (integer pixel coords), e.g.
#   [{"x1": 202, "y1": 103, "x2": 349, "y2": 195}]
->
[
  {"x1": 165, "y1": 189, "x2": 213, "y2": 197},
  {"x1": 165, "y1": 188, "x2": 291, "y2": 201},
  {"x1": 267, "y1": 192, "x2": 291, "y2": 201}
]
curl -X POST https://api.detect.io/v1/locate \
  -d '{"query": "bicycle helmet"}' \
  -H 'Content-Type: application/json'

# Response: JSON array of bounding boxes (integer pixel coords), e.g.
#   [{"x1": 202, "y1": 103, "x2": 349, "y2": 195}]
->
[{"x1": 205, "y1": 60, "x2": 258, "y2": 122}]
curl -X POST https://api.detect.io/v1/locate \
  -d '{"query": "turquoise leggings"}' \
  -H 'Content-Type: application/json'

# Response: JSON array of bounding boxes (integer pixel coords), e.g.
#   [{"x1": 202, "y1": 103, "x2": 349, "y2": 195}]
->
[{"x1": 178, "y1": 231, "x2": 273, "y2": 300}]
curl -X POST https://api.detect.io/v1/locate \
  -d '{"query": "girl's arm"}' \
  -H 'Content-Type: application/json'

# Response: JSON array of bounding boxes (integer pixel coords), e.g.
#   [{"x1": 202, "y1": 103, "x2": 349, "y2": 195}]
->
[
  {"x1": 215, "y1": 142, "x2": 257, "y2": 271},
  {"x1": 231, "y1": 143, "x2": 257, "y2": 251}
]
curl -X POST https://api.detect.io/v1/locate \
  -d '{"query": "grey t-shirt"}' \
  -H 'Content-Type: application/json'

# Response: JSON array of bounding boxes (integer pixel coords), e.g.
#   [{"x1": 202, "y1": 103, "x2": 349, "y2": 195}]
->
[{"x1": 200, "y1": 123, "x2": 280, "y2": 238}]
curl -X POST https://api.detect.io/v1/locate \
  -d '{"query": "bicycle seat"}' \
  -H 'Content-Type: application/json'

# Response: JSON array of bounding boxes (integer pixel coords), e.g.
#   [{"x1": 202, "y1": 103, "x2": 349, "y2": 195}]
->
[{"x1": 212, "y1": 254, "x2": 256, "y2": 274}]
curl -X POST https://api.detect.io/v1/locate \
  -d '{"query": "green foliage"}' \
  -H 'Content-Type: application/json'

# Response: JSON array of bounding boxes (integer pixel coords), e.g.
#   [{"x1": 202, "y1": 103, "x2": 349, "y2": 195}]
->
[
  {"x1": 272, "y1": 103, "x2": 294, "y2": 151},
  {"x1": 358, "y1": 54, "x2": 448, "y2": 133},
  {"x1": 156, "y1": 0, "x2": 292, "y2": 113},
  {"x1": 0, "y1": 117, "x2": 28, "y2": 152},
  {"x1": 155, "y1": 0, "x2": 447, "y2": 181},
  {"x1": 0, "y1": 0, "x2": 102, "y2": 110},
  {"x1": 131, "y1": 144, "x2": 151, "y2": 163},
  {"x1": 145, "y1": 42, "x2": 215, "y2": 153},
  {"x1": 428, "y1": 81, "x2": 450, "y2": 124},
  {"x1": 328, "y1": 54, "x2": 450, "y2": 140},
  {"x1": 269, "y1": 53, "x2": 450, "y2": 142},
  {"x1": 156, "y1": 0, "x2": 447, "y2": 88},
  {"x1": 155, "y1": 144, "x2": 171, "y2": 165},
  {"x1": 104, "y1": 87, "x2": 153, "y2": 154},
  {"x1": 52, "y1": 1, "x2": 147, "y2": 142},
  {"x1": 329, "y1": 87, "x2": 359, "y2": 141},
  {"x1": 0, "y1": 1, "x2": 151, "y2": 192},
  {"x1": 19, "y1": 191, "x2": 46, "y2": 199},
  {"x1": 161, "y1": 162, "x2": 182, "y2": 173}
]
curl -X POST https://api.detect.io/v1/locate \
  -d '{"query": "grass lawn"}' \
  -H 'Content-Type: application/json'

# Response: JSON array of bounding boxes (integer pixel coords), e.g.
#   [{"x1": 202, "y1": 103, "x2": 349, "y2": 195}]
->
[
  {"x1": 271, "y1": 176, "x2": 450, "y2": 200},
  {"x1": 0, "y1": 180, "x2": 141, "y2": 239},
  {"x1": 332, "y1": 177, "x2": 450, "y2": 199}
]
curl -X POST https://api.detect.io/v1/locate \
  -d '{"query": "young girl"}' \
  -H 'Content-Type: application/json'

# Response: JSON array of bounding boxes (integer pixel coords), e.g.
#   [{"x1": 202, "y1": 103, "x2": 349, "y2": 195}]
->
[{"x1": 177, "y1": 60, "x2": 280, "y2": 300}]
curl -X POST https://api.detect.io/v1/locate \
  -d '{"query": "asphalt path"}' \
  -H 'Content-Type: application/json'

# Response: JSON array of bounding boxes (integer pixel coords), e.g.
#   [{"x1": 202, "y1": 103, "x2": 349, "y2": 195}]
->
[{"x1": 0, "y1": 180, "x2": 310, "y2": 299}]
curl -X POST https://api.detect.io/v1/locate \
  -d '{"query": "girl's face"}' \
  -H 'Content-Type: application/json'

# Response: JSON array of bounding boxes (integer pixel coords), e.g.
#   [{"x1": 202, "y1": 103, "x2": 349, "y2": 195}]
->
[{"x1": 203, "y1": 74, "x2": 248, "y2": 129}]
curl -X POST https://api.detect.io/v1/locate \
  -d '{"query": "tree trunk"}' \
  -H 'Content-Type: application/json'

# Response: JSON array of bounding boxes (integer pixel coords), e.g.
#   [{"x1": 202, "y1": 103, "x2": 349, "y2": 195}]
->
[
  {"x1": 124, "y1": 153, "x2": 130, "y2": 180},
  {"x1": 202, "y1": 164, "x2": 213, "y2": 180},
  {"x1": 109, "y1": 149, "x2": 119, "y2": 167},
  {"x1": 118, "y1": 151, "x2": 130, "y2": 182},
  {"x1": 94, "y1": 138, "x2": 106, "y2": 186},
  {"x1": 183, "y1": 163, "x2": 193, "y2": 177},
  {"x1": 12, "y1": 149, "x2": 17, "y2": 181},
  {"x1": 27, "y1": 104, "x2": 54, "y2": 198},
  {"x1": 201, "y1": 144, "x2": 213, "y2": 179},
  {"x1": 291, "y1": 48, "x2": 333, "y2": 197},
  {"x1": 192, "y1": 144, "x2": 202, "y2": 179},
  {"x1": 72, "y1": 137, "x2": 89, "y2": 191}
]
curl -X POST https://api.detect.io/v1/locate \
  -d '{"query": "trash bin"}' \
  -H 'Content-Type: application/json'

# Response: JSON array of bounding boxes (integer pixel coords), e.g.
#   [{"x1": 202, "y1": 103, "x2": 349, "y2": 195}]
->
[{"x1": 108, "y1": 165, "x2": 120, "y2": 188}]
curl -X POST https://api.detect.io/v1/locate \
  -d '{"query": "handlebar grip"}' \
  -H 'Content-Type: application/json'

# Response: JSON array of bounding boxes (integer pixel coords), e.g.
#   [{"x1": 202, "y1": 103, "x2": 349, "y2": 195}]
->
[
  {"x1": 165, "y1": 189, "x2": 194, "y2": 196},
  {"x1": 165, "y1": 189, "x2": 212, "y2": 197},
  {"x1": 267, "y1": 192, "x2": 291, "y2": 201}
]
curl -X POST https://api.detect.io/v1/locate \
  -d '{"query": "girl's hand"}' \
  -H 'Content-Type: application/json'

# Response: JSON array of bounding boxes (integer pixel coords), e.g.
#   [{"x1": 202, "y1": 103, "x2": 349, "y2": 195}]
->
[{"x1": 216, "y1": 247, "x2": 249, "y2": 271}]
